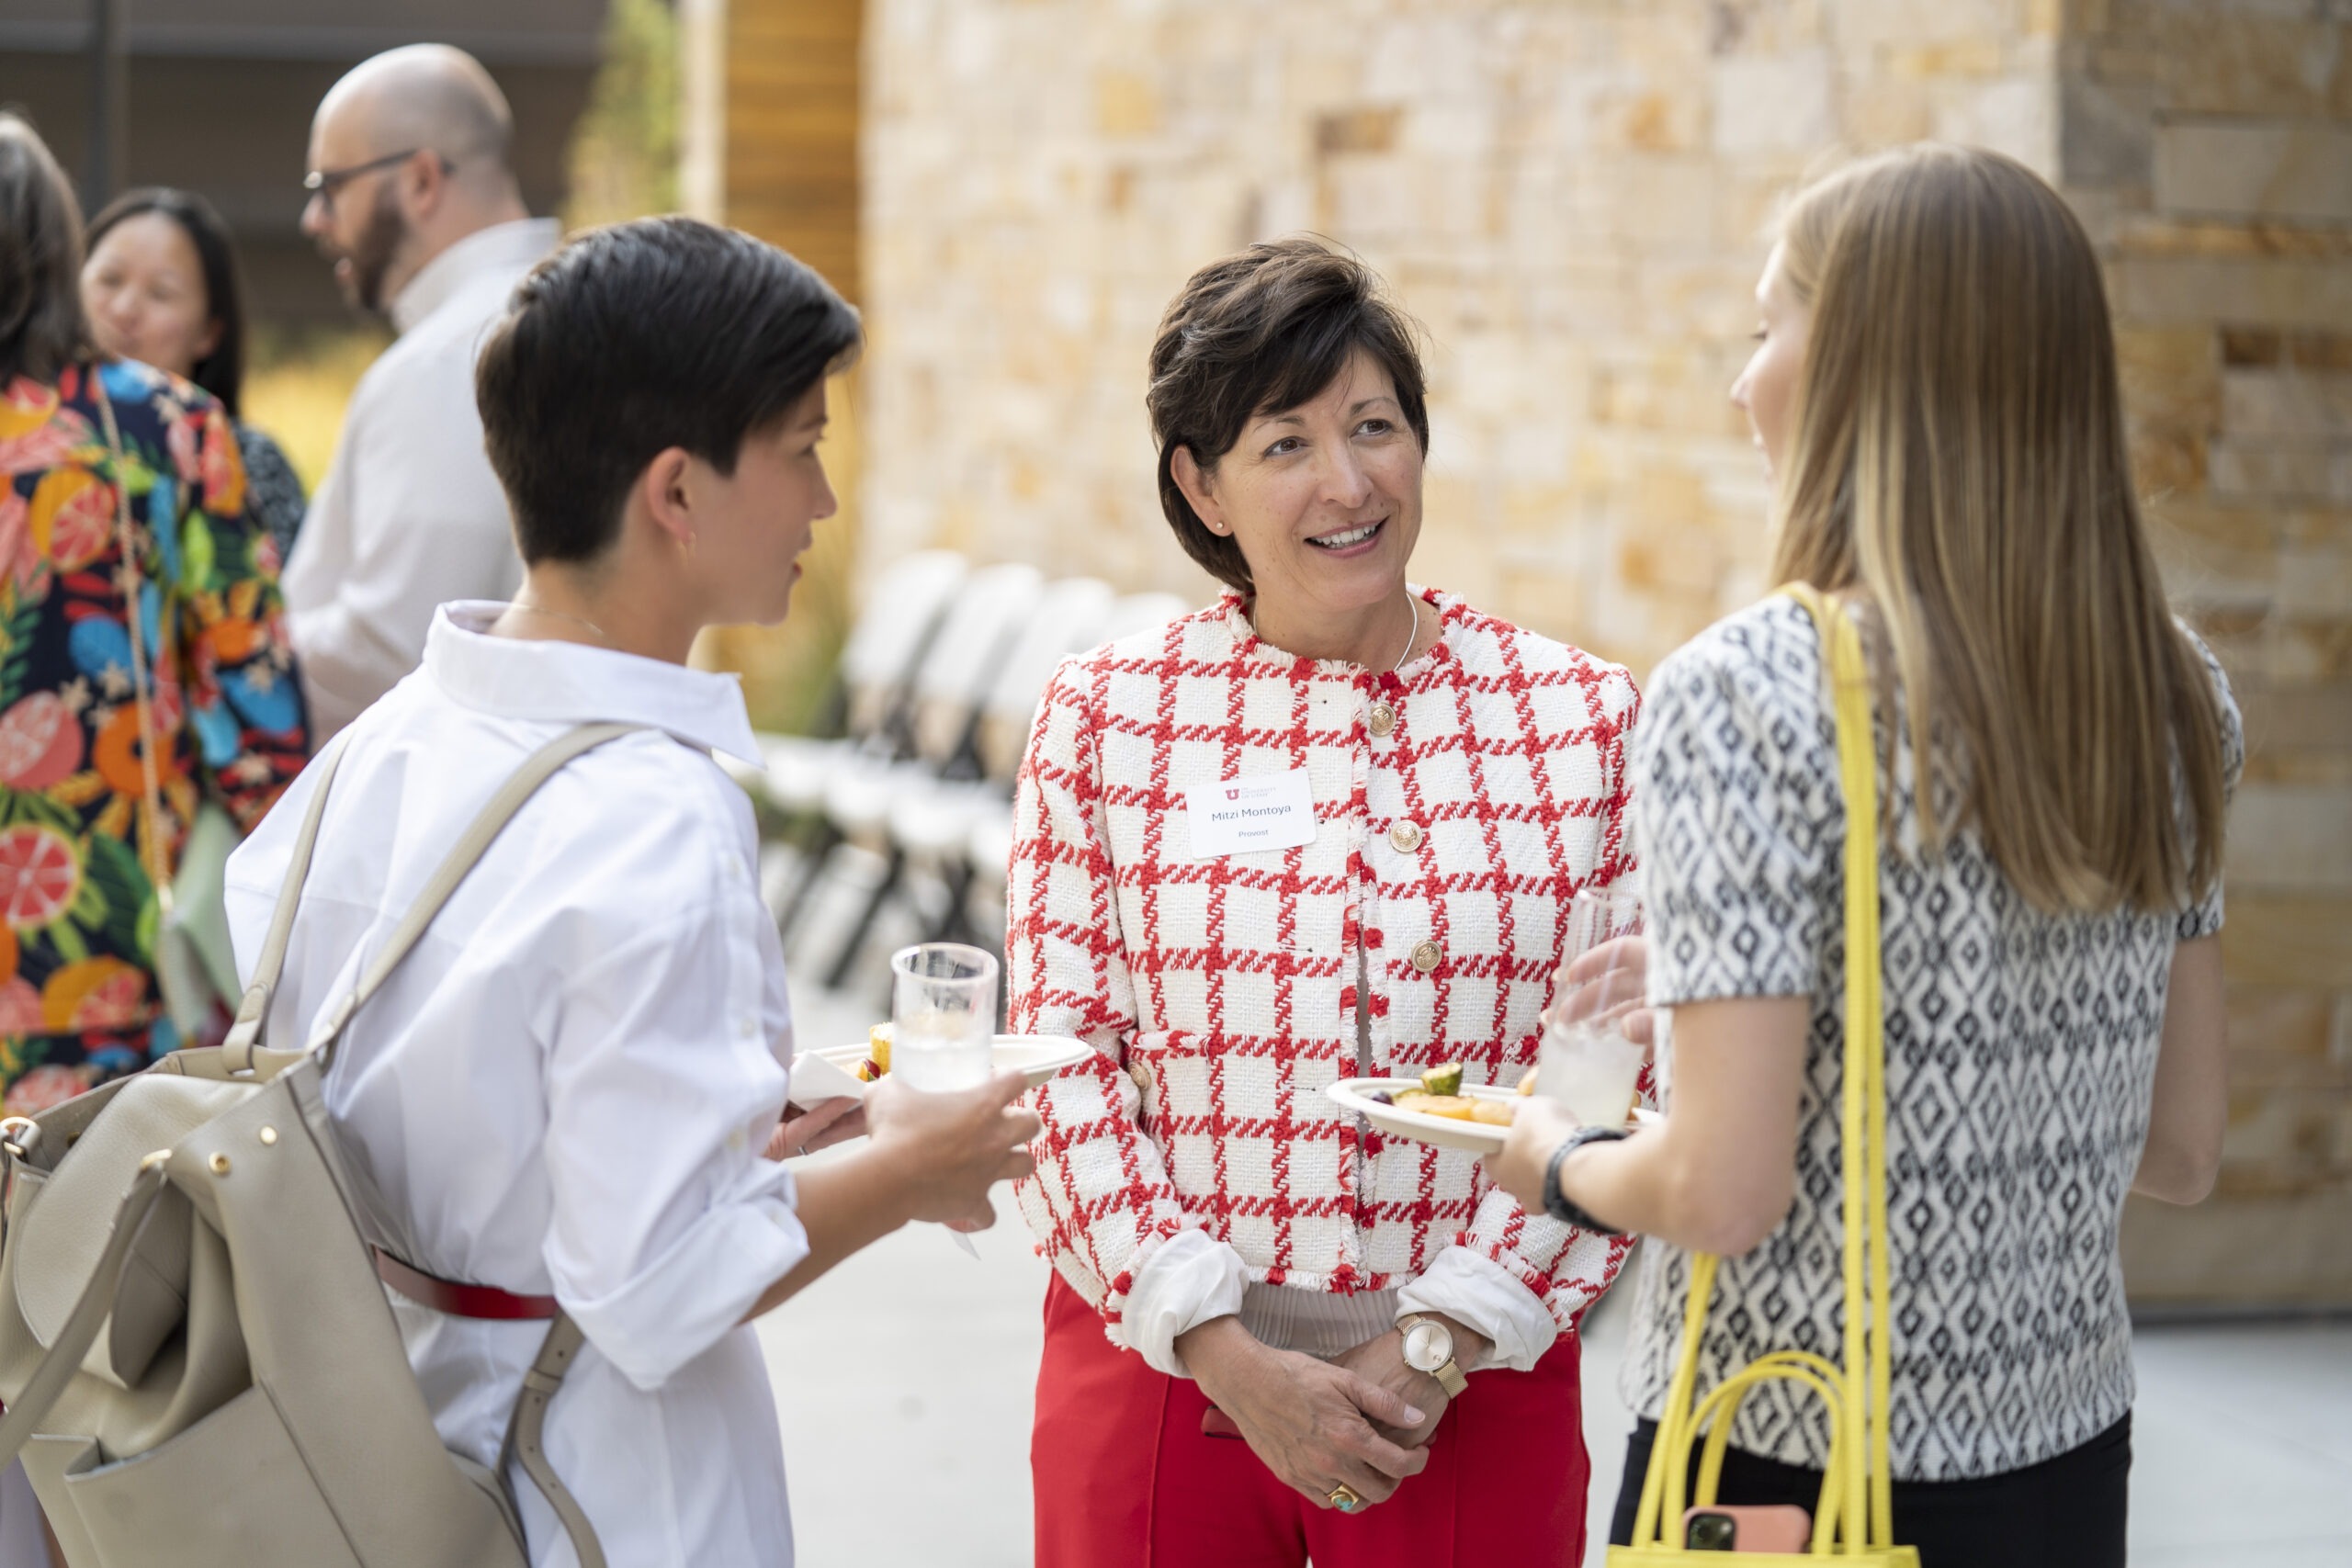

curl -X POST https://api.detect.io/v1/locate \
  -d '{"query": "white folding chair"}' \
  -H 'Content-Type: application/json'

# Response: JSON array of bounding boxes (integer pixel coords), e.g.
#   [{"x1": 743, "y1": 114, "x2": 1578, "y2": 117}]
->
[
  {"x1": 752, "y1": 549, "x2": 969, "y2": 816},
  {"x1": 974, "y1": 576, "x2": 1119, "y2": 781},
  {"x1": 814, "y1": 562, "x2": 1047, "y2": 986},
  {"x1": 756, "y1": 550, "x2": 970, "y2": 942},
  {"x1": 889, "y1": 576, "x2": 1118, "y2": 956},
  {"x1": 963, "y1": 589, "x2": 1194, "y2": 949}
]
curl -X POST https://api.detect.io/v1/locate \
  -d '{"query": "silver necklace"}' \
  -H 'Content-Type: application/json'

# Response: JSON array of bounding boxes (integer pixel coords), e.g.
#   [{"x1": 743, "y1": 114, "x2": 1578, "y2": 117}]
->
[
  {"x1": 1251, "y1": 594, "x2": 1419, "y2": 672},
  {"x1": 506, "y1": 600, "x2": 611, "y2": 641}
]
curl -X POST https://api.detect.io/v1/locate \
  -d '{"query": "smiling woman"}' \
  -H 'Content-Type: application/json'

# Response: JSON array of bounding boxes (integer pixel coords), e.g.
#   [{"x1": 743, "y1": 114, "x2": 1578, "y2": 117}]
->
[
  {"x1": 1008, "y1": 236, "x2": 1645, "y2": 1567},
  {"x1": 1150, "y1": 238, "x2": 1435, "y2": 671}
]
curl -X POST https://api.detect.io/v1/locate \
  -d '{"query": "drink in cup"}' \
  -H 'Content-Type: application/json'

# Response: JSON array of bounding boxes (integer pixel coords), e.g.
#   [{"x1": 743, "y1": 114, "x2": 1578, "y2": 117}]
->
[
  {"x1": 1538, "y1": 888, "x2": 1645, "y2": 1128},
  {"x1": 1539, "y1": 1024, "x2": 1645, "y2": 1130},
  {"x1": 889, "y1": 942, "x2": 998, "y2": 1091}
]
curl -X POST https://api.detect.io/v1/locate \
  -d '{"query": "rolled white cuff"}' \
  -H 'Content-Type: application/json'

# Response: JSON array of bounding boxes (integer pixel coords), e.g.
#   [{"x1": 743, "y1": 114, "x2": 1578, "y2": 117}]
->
[
  {"x1": 1395, "y1": 1247, "x2": 1561, "y2": 1373},
  {"x1": 556, "y1": 1176, "x2": 808, "y2": 1393},
  {"x1": 1117, "y1": 1229, "x2": 1248, "y2": 1378}
]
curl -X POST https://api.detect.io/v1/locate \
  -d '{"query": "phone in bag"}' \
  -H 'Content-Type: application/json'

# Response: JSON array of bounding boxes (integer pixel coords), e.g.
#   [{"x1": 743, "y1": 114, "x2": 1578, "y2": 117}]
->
[{"x1": 1683, "y1": 1506, "x2": 1812, "y2": 1552}]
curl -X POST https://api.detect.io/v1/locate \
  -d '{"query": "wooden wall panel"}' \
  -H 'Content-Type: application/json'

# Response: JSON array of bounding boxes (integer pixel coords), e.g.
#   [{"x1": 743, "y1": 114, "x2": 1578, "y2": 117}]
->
[
  {"x1": 724, "y1": 0, "x2": 861, "y2": 300},
  {"x1": 701, "y1": 0, "x2": 865, "y2": 732}
]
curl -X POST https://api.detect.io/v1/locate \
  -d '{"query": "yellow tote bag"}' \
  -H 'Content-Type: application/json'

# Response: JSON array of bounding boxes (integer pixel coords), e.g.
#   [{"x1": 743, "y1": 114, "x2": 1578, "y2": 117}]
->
[{"x1": 1608, "y1": 586, "x2": 1921, "y2": 1567}]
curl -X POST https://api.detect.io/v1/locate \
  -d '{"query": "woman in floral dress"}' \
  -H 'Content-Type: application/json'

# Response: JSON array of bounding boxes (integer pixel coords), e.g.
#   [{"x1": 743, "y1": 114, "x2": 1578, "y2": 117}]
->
[{"x1": 0, "y1": 113, "x2": 307, "y2": 1111}]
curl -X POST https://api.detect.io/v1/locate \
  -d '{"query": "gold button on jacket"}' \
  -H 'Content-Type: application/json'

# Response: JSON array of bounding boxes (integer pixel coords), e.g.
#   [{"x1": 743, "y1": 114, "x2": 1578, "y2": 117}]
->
[
  {"x1": 1389, "y1": 821, "x2": 1423, "y2": 852},
  {"x1": 1410, "y1": 940, "x2": 1443, "y2": 973}
]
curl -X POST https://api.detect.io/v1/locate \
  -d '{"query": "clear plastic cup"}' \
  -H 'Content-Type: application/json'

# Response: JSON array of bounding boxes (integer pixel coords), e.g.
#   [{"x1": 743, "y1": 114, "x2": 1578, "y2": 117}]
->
[
  {"x1": 1538, "y1": 1022, "x2": 1645, "y2": 1130},
  {"x1": 889, "y1": 943, "x2": 998, "y2": 1092},
  {"x1": 1538, "y1": 889, "x2": 1645, "y2": 1128}
]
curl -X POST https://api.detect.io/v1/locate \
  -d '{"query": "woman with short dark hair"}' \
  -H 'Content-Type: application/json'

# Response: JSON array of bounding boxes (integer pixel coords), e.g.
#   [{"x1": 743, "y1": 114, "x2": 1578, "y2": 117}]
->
[
  {"x1": 1008, "y1": 236, "x2": 1642, "y2": 1564},
  {"x1": 0, "y1": 113, "x2": 306, "y2": 1108},
  {"x1": 81, "y1": 187, "x2": 307, "y2": 562},
  {"x1": 225, "y1": 216, "x2": 1041, "y2": 1566}
]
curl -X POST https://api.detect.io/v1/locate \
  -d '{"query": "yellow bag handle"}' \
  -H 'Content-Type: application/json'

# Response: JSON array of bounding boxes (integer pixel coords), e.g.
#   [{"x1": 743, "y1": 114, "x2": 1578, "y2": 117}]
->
[{"x1": 1617, "y1": 585, "x2": 1902, "y2": 1560}]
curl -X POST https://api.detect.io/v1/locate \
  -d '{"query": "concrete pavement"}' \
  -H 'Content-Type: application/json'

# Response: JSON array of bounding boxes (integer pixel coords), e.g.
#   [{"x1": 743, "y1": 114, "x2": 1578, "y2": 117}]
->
[{"x1": 763, "y1": 986, "x2": 2352, "y2": 1566}]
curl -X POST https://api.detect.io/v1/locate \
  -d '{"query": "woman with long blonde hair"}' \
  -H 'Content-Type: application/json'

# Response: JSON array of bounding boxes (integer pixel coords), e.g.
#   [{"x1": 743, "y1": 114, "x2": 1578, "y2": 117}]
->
[{"x1": 1493, "y1": 144, "x2": 2236, "y2": 1566}]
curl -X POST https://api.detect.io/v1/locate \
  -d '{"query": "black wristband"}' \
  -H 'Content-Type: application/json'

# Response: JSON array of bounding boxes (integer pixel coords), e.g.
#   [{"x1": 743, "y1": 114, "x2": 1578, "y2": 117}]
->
[{"x1": 1542, "y1": 1125, "x2": 1631, "y2": 1235}]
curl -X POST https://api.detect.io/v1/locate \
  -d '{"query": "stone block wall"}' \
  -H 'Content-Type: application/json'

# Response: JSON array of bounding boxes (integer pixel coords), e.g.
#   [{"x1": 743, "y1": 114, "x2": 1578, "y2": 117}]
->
[
  {"x1": 857, "y1": 0, "x2": 2352, "y2": 1302},
  {"x1": 2072, "y1": 0, "x2": 2352, "y2": 1306}
]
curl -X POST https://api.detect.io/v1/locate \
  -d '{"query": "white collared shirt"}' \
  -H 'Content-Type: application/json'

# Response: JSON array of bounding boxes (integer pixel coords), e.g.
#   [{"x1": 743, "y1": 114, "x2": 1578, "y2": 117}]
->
[
  {"x1": 225, "y1": 604, "x2": 805, "y2": 1568},
  {"x1": 284, "y1": 220, "x2": 559, "y2": 739}
]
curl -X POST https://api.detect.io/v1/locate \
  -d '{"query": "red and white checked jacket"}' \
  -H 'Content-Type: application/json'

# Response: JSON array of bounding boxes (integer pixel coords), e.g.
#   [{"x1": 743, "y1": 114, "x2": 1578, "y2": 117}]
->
[{"x1": 1008, "y1": 588, "x2": 1643, "y2": 1359}]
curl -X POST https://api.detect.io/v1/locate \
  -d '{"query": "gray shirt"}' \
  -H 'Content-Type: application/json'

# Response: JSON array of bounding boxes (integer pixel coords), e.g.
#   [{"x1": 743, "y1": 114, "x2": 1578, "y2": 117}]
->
[{"x1": 1621, "y1": 596, "x2": 2241, "y2": 1481}]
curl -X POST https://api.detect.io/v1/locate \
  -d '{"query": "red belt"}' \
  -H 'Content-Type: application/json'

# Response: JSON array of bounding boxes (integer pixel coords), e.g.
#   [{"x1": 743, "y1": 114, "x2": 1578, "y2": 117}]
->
[{"x1": 372, "y1": 1247, "x2": 560, "y2": 1321}]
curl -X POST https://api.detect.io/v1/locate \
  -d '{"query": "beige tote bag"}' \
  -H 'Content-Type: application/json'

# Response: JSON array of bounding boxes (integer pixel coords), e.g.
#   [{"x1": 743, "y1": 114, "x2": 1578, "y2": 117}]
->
[{"x1": 0, "y1": 726, "x2": 636, "y2": 1566}]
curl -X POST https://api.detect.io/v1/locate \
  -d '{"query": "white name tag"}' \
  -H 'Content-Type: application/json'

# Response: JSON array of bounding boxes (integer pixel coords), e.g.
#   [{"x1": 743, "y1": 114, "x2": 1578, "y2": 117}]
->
[{"x1": 1185, "y1": 769, "x2": 1318, "y2": 860}]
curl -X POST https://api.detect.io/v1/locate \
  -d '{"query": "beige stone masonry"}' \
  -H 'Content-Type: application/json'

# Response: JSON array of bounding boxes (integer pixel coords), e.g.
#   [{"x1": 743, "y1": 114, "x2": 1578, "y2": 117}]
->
[{"x1": 854, "y1": 0, "x2": 2352, "y2": 1303}]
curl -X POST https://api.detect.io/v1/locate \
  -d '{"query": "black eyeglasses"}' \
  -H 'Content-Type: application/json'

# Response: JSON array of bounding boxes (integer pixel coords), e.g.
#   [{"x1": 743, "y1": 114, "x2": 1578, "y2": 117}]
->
[{"x1": 301, "y1": 149, "x2": 450, "y2": 211}]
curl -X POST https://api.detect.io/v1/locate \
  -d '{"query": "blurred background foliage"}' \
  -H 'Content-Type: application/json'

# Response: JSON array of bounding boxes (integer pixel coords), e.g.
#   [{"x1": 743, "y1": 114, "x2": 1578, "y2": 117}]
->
[
  {"x1": 563, "y1": 0, "x2": 680, "y2": 230},
  {"x1": 243, "y1": 325, "x2": 391, "y2": 492}
]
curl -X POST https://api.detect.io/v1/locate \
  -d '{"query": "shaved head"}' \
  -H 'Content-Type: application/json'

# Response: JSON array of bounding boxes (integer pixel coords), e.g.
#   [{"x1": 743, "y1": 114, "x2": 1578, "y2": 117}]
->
[
  {"x1": 316, "y1": 44, "x2": 514, "y2": 174},
  {"x1": 303, "y1": 43, "x2": 530, "y2": 314}
]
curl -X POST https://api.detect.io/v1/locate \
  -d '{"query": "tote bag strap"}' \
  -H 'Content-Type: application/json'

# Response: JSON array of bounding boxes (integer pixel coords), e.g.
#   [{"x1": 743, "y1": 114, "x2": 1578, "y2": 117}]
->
[
  {"x1": 1786, "y1": 583, "x2": 1896, "y2": 1551},
  {"x1": 221, "y1": 722, "x2": 645, "y2": 1073},
  {"x1": 1626, "y1": 586, "x2": 1896, "y2": 1556},
  {"x1": 220, "y1": 735, "x2": 352, "y2": 1072}
]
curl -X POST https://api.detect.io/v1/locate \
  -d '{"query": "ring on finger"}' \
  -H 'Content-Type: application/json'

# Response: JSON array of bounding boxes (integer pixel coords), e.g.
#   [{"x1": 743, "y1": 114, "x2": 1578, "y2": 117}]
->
[{"x1": 1327, "y1": 1483, "x2": 1363, "y2": 1513}]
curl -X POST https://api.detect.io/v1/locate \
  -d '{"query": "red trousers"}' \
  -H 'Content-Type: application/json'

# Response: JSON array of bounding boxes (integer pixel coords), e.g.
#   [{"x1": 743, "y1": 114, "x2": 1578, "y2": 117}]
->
[{"x1": 1032, "y1": 1275, "x2": 1589, "y2": 1568}]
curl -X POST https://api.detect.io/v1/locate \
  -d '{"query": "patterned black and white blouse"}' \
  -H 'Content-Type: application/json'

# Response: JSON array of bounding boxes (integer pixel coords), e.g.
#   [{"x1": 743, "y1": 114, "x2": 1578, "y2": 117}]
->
[{"x1": 1622, "y1": 595, "x2": 2242, "y2": 1482}]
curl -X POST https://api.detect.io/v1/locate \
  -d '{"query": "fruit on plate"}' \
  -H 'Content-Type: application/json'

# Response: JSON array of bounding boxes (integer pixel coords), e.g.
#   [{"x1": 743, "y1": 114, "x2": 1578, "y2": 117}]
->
[
  {"x1": 1419, "y1": 1062, "x2": 1464, "y2": 1096},
  {"x1": 1392, "y1": 1088, "x2": 1519, "y2": 1127},
  {"x1": 1517, "y1": 1066, "x2": 1539, "y2": 1097},
  {"x1": 854, "y1": 1024, "x2": 893, "y2": 1083}
]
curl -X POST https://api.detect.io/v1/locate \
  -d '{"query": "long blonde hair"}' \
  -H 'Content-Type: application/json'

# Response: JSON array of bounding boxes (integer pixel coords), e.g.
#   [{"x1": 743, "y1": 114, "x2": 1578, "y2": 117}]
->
[{"x1": 1770, "y1": 144, "x2": 2227, "y2": 915}]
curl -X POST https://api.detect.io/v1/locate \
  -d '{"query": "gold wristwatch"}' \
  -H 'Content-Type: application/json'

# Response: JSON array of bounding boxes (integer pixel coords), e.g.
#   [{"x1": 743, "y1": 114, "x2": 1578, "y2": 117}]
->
[{"x1": 1396, "y1": 1313, "x2": 1469, "y2": 1397}]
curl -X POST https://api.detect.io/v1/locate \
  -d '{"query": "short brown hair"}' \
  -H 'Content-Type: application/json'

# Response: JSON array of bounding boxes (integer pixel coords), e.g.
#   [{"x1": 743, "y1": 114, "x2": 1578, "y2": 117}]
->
[
  {"x1": 1147, "y1": 238, "x2": 1429, "y2": 592},
  {"x1": 0, "y1": 113, "x2": 95, "y2": 387}
]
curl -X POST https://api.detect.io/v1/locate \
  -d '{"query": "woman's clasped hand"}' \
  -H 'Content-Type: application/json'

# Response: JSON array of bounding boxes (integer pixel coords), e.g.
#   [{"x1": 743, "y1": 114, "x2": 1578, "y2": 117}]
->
[{"x1": 1177, "y1": 1318, "x2": 1431, "y2": 1508}]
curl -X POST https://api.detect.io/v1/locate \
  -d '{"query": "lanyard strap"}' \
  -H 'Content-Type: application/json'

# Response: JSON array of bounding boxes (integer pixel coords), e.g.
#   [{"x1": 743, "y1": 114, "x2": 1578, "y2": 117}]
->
[{"x1": 92, "y1": 384, "x2": 177, "y2": 917}]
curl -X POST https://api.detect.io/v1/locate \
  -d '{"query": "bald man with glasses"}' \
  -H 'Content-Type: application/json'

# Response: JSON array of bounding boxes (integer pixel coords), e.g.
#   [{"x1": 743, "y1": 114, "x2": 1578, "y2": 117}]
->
[{"x1": 287, "y1": 44, "x2": 555, "y2": 739}]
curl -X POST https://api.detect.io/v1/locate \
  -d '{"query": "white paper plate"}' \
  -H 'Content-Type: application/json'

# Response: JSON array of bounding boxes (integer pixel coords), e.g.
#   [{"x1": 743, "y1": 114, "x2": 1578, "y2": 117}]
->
[
  {"x1": 1325, "y1": 1077, "x2": 1659, "y2": 1156},
  {"x1": 787, "y1": 1033, "x2": 1091, "y2": 1108}
]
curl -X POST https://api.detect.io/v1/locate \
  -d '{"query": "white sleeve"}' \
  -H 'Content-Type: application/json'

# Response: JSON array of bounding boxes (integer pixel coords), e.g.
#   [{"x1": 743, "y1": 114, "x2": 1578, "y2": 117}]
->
[
  {"x1": 283, "y1": 360, "x2": 523, "y2": 736},
  {"x1": 1395, "y1": 1247, "x2": 1564, "y2": 1372},
  {"x1": 539, "y1": 897, "x2": 806, "y2": 1393},
  {"x1": 1118, "y1": 1229, "x2": 1248, "y2": 1378}
]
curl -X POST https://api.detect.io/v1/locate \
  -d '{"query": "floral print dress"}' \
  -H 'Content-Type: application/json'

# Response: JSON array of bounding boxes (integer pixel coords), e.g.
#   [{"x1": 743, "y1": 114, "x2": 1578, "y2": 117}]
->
[{"x1": 0, "y1": 359, "x2": 307, "y2": 1110}]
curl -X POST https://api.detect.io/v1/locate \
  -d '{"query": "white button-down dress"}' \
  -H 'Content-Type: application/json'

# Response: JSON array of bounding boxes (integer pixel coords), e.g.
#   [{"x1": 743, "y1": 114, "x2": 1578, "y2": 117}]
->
[{"x1": 225, "y1": 604, "x2": 804, "y2": 1567}]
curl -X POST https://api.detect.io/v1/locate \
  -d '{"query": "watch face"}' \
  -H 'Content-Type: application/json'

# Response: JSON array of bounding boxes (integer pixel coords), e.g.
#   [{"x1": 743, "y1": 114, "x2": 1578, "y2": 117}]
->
[{"x1": 1402, "y1": 1319, "x2": 1452, "y2": 1373}]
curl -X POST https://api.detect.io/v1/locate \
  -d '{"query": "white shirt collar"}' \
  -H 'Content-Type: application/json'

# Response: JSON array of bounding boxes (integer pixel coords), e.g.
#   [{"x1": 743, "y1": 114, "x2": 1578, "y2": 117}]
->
[
  {"x1": 390, "y1": 218, "x2": 561, "y2": 334},
  {"x1": 424, "y1": 603, "x2": 763, "y2": 766}
]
